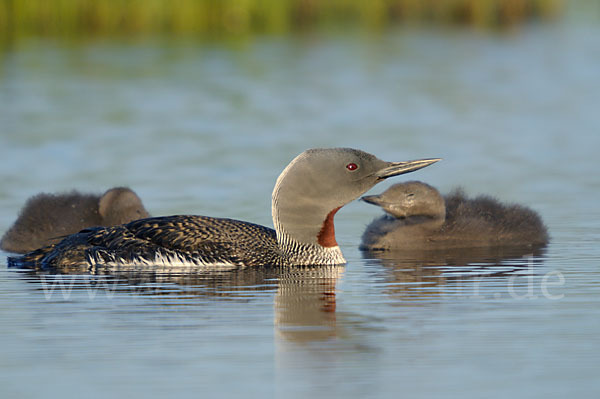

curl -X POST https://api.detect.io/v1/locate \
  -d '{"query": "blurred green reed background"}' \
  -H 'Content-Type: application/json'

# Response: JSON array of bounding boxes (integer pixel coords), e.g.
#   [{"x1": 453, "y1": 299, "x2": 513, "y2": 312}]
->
[{"x1": 0, "y1": 0, "x2": 564, "y2": 42}]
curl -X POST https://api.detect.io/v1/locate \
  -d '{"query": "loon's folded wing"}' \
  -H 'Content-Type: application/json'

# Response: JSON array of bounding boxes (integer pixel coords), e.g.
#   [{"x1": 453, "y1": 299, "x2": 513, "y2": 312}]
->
[{"x1": 85, "y1": 215, "x2": 279, "y2": 267}]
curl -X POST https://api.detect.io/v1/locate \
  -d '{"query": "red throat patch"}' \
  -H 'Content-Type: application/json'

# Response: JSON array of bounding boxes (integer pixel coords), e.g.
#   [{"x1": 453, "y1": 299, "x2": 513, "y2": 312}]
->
[{"x1": 317, "y1": 207, "x2": 341, "y2": 247}]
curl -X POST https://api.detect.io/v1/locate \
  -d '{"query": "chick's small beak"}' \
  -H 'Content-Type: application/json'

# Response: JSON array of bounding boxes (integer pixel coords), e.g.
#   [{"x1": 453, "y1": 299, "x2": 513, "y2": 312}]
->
[
  {"x1": 376, "y1": 158, "x2": 441, "y2": 180},
  {"x1": 361, "y1": 195, "x2": 384, "y2": 206}
]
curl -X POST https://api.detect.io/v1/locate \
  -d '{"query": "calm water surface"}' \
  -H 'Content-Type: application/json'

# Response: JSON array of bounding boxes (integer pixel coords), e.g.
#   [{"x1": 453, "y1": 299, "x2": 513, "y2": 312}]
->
[{"x1": 1, "y1": 22, "x2": 599, "y2": 398}]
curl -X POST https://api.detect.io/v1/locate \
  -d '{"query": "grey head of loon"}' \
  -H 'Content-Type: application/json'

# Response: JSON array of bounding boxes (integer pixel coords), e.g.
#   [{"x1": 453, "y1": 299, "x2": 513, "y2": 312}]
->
[{"x1": 272, "y1": 149, "x2": 440, "y2": 258}]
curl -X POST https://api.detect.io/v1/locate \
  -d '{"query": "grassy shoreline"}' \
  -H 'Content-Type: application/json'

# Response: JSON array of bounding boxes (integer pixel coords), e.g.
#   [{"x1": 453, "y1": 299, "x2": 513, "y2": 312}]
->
[{"x1": 1, "y1": 0, "x2": 564, "y2": 41}]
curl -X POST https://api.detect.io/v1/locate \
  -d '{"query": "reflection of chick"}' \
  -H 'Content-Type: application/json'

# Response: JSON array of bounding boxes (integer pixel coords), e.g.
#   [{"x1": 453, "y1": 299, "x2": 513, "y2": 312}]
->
[
  {"x1": 361, "y1": 181, "x2": 549, "y2": 251},
  {"x1": 1, "y1": 187, "x2": 150, "y2": 253}
]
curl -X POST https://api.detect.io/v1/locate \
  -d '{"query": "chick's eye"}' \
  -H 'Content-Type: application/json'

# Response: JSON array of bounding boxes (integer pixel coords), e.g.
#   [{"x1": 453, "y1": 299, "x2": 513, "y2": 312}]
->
[{"x1": 346, "y1": 163, "x2": 358, "y2": 171}]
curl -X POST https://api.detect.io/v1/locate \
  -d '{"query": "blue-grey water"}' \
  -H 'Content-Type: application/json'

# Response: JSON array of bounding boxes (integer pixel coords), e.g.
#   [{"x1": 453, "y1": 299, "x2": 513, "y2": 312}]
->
[{"x1": 1, "y1": 20, "x2": 600, "y2": 399}]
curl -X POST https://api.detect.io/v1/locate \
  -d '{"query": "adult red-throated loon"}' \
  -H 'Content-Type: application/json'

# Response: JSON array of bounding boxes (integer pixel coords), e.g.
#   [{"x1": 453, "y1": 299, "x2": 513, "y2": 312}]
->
[
  {"x1": 1, "y1": 187, "x2": 149, "y2": 254},
  {"x1": 360, "y1": 181, "x2": 548, "y2": 251},
  {"x1": 9, "y1": 149, "x2": 439, "y2": 269}
]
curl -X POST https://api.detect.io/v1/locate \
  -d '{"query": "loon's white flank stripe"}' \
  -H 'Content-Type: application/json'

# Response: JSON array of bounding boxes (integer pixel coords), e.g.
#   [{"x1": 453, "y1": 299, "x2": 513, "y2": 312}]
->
[{"x1": 87, "y1": 251, "x2": 237, "y2": 269}]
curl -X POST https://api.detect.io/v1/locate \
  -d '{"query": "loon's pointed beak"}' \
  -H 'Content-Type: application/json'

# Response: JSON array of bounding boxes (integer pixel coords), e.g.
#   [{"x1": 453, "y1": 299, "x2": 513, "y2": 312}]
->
[{"x1": 376, "y1": 158, "x2": 441, "y2": 180}]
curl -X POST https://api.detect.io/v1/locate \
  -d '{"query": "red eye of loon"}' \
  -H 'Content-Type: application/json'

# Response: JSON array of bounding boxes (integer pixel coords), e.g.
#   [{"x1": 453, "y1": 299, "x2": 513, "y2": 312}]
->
[{"x1": 346, "y1": 163, "x2": 358, "y2": 171}]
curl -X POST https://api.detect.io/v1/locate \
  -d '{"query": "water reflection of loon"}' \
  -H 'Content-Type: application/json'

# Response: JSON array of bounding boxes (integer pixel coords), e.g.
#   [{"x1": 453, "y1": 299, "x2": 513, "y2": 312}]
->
[{"x1": 18, "y1": 264, "x2": 346, "y2": 343}]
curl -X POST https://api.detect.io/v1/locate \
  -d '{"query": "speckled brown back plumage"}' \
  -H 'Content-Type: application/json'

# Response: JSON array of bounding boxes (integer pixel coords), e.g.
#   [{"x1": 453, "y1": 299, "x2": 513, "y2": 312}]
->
[{"x1": 13, "y1": 215, "x2": 283, "y2": 269}]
